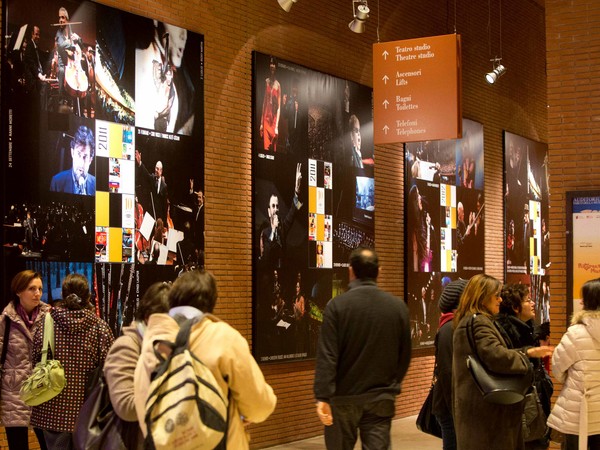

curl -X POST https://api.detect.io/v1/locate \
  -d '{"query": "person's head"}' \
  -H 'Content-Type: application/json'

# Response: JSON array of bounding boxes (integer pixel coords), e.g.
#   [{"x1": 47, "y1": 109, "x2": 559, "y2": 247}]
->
[
  {"x1": 457, "y1": 202, "x2": 464, "y2": 221},
  {"x1": 524, "y1": 204, "x2": 530, "y2": 221},
  {"x1": 267, "y1": 193, "x2": 279, "y2": 220},
  {"x1": 454, "y1": 274, "x2": 502, "y2": 325},
  {"x1": 169, "y1": 269, "x2": 218, "y2": 313},
  {"x1": 61, "y1": 273, "x2": 92, "y2": 310},
  {"x1": 58, "y1": 7, "x2": 69, "y2": 24},
  {"x1": 581, "y1": 278, "x2": 600, "y2": 311},
  {"x1": 157, "y1": 23, "x2": 187, "y2": 68},
  {"x1": 30, "y1": 26, "x2": 40, "y2": 44},
  {"x1": 349, "y1": 247, "x2": 379, "y2": 281},
  {"x1": 135, "y1": 282, "x2": 171, "y2": 323},
  {"x1": 408, "y1": 185, "x2": 422, "y2": 219},
  {"x1": 500, "y1": 283, "x2": 534, "y2": 321},
  {"x1": 11, "y1": 270, "x2": 43, "y2": 313},
  {"x1": 438, "y1": 279, "x2": 468, "y2": 313},
  {"x1": 196, "y1": 190, "x2": 204, "y2": 207},
  {"x1": 154, "y1": 161, "x2": 163, "y2": 178},
  {"x1": 269, "y1": 56, "x2": 278, "y2": 76},
  {"x1": 349, "y1": 114, "x2": 361, "y2": 151},
  {"x1": 70, "y1": 126, "x2": 95, "y2": 181}
]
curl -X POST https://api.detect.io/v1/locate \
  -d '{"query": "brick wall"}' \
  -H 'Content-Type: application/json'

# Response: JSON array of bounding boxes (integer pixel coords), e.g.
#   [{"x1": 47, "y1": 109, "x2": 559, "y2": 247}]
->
[
  {"x1": 545, "y1": 1, "x2": 600, "y2": 447},
  {"x1": 0, "y1": 0, "x2": 547, "y2": 447}
]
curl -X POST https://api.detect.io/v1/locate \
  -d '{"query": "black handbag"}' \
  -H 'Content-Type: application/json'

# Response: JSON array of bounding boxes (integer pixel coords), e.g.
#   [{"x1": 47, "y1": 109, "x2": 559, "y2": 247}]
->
[
  {"x1": 416, "y1": 384, "x2": 442, "y2": 438},
  {"x1": 73, "y1": 368, "x2": 140, "y2": 450},
  {"x1": 465, "y1": 314, "x2": 533, "y2": 405},
  {"x1": 522, "y1": 385, "x2": 548, "y2": 442}
]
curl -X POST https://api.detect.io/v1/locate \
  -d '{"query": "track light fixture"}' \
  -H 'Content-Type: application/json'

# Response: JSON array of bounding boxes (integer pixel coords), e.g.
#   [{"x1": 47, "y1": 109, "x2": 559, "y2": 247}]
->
[
  {"x1": 278, "y1": 0, "x2": 297, "y2": 12},
  {"x1": 348, "y1": 0, "x2": 370, "y2": 34},
  {"x1": 485, "y1": 58, "x2": 506, "y2": 84}
]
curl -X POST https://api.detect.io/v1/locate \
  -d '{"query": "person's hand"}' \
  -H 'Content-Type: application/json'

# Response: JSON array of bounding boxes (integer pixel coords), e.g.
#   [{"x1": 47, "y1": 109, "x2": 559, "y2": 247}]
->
[
  {"x1": 316, "y1": 401, "x2": 333, "y2": 426},
  {"x1": 259, "y1": 123, "x2": 263, "y2": 137},
  {"x1": 271, "y1": 213, "x2": 279, "y2": 230},
  {"x1": 71, "y1": 33, "x2": 80, "y2": 42},
  {"x1": 190, "y1": 178, "x2": 194, "y2": 192},
  {"x1": 526, "y1": 346, "x2": 554, "y2": 358},
  {"x1": 295, "y1": 162, "x2": 302, "y2": 195}
]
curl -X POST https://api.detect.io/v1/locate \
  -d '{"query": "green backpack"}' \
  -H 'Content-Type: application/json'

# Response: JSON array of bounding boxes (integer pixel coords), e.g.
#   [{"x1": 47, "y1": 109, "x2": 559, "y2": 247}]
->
[{"x1": 144, "y1": 316, "x2": 229, "y2": 450}]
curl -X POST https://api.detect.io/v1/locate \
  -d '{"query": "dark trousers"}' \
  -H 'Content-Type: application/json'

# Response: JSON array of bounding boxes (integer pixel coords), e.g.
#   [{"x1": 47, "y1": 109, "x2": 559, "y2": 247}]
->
[
  {"x1": 563, "y1": 434, "x2": 600, "y2": 450},
  {"x1": 436, "y1": 413, "x2": 457, "y2": 450},
  {"x1": 5, "y1": 426, "x2": 47, "y2": 450},
  {"x1": 324, "y1": 400, "x2": 395, "y2": 450}
]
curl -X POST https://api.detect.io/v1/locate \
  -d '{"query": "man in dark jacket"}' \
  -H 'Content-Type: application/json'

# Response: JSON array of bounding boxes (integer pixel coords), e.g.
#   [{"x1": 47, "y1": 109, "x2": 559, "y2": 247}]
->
[{"x1": 314, "y1": 247, "x2": 411, "y2": 449}]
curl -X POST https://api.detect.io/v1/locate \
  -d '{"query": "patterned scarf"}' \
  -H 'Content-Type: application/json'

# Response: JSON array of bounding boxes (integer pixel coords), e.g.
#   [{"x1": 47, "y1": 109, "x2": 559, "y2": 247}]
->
[{"x1": 16, "y1": 303, "x2": 39, "y2": 329}]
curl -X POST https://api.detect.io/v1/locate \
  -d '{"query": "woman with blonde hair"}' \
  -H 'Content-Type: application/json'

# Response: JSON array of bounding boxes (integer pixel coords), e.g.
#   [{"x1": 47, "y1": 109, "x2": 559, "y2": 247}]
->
[{"x1": 452, "y1": 274, "x2": 553, "y2": 449}]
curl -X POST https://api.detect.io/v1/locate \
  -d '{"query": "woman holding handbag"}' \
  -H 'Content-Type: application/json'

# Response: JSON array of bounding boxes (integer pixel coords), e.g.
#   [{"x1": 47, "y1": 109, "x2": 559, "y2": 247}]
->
[
  {"x1": 452, "y1": 274, "x2": 553, "y2": 450},
  {"x1": 0, "y1": 270, "x2": 50, "y2": 450},
  {"x1": 497, "y1": 283, "x2": 553, "y2": 449},
  {"x1": 547, "y1": 278, "x2": 600, "y2": 450},
  {"x1": 29, "y1": 274, "x2": 114, "y2": 450}
]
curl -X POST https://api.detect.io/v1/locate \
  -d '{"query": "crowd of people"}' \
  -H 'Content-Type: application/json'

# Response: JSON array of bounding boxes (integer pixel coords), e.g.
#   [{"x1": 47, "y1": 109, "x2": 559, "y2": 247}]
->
[{"x1": 1, "y1": 249, "x2": 599, "y2": 449}]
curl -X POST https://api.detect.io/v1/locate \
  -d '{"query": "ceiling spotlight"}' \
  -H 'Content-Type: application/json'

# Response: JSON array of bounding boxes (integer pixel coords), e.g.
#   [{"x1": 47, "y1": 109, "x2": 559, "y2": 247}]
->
[
  {"x1": 485, "y1": 59, "x2": 506, "y2": 84},
  {"x1": 349, "y1": 0, "x2": 370, "y2": 34},
  {"x1": 278, "y1": 0, "x2": 297, "y2": 12}
]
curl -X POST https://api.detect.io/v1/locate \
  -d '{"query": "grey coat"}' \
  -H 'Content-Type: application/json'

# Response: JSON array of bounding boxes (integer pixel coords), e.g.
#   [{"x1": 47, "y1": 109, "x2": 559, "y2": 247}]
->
[
  {"x1": 0, "y1": 301, "x2": 50, "y2": 427},
  {"x1": 452, "y1": 313, "x2": 531, "y2": 450}
]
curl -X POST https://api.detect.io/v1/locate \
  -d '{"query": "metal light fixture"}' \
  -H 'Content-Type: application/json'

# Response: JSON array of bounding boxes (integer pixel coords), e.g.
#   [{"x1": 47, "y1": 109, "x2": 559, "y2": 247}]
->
[
  {"x1": 349, "y1": 0, "x2": 370, "y2": 34},
  {"x1": 485, "y1": 58, "x2": 506, "y2": 84},
  {"x1": 278, "y1": 0, "x2": 297, "y2": 12}
]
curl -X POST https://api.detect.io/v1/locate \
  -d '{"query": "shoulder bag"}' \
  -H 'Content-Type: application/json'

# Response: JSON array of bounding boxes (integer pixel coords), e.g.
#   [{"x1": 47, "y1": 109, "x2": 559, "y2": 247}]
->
[
  {"x1": 465, "y1": 314, "x2": 533, "y2": 405},
  {"x1": 73, "y1": 371, "x2": 140, "y2": 450},
  {"x1": 522, "y1": 385, "x2": 547, "y2": 442},
  {"x1": 19, "y1": 313, "x2": 66, "y2": 406},
  {"x1": 416, "y1": 377, "x2": 442, "y2": 438}
]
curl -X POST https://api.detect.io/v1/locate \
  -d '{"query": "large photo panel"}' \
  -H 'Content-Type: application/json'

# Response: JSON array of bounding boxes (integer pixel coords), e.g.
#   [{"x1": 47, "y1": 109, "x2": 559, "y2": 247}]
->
[
  {"x1": 2, "y1": 0, "x2": 204, "y2": 335},
  {"x1": 252, "y1": 52, "x2": 374, "y2": 362},
  {"x1": 504, "y1": 132, "x2": 550, "y2": 329},
  {"x1": 405, "y1": 118, "x2": 484, "y2": 349}
]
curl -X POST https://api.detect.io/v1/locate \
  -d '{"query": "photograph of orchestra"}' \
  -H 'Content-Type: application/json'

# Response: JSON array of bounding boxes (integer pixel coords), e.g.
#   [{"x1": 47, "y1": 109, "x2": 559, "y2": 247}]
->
[
  {"x1": 405, "y1": 119, "x2": 485, "y2": 348},
  {"x1": 252, "y1": 52, "x2": 375, "y2": 362},
  {"x1": 504, "y1": 131, "x2": 550, "y2": 330},
  {"x1": 2, "y1": 0, "x2": 205, "y2": 332}
]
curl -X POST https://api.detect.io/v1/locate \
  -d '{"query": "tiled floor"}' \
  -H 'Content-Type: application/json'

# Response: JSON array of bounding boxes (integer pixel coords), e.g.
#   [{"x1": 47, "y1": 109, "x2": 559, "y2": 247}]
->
[{"x1": 262, "y1": 415, "x2": 441, "y2": 449}]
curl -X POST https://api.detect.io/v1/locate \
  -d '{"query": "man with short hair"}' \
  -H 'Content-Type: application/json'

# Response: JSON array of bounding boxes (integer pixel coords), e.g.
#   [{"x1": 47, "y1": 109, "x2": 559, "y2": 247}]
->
[
  {"x1": 50, "y1": 125, "x2": 96, "y2": 195},
  {"x1": 314, "y1": 247, "x2": 411, "y2": 449}
]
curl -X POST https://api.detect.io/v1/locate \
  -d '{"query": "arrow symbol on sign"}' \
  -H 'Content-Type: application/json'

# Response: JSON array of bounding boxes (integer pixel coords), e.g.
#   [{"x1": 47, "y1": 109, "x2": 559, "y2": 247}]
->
[
  {"x1": 382, "y1": 75, "x2": 389, "y2": 84},
  {"x1": 382, "y1": 50, "x2": 389, "y2": 60},
  {"x1": 383, "y1": 125, "x2": 389, "y2": 135},
  {"x1": 382, "y1": 99, "x2": 389, "y2": 109}
]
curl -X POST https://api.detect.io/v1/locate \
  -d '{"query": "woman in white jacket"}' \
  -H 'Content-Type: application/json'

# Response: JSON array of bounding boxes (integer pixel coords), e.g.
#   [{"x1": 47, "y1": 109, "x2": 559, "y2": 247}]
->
[{"x1": 547, "y1": 278, "x2": 600, "y2": 450}]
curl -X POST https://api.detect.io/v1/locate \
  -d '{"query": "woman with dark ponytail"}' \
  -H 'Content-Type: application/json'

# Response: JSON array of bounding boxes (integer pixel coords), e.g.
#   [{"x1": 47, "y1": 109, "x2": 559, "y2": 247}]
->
[{"x1": 29, "y1": 273, "x2": 114, "y2": 450}]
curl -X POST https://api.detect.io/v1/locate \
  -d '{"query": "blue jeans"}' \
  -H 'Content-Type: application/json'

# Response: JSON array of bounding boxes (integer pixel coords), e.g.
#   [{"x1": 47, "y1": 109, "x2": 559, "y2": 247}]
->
[
  {"x1": 324, "y1": 400, "x2": 395, "y2": 450},
  {"x1": 436, "y1": 413, "x2": 457, "y2": 450}
]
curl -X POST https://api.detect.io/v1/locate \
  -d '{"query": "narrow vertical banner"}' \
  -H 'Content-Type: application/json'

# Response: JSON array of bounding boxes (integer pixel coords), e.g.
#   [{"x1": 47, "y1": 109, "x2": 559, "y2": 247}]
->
[{"x1": 373, "y1": 34, "x2": 462, "y2": 144}]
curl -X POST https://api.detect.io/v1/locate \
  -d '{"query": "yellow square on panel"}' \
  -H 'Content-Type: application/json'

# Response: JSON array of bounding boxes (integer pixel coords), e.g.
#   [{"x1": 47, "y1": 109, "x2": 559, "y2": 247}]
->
[
  {"x1": 108, "y1": 227, "x2": 123, "y2": 262},
  {"x1": 96, "y1": 191, "x2": 110, "y2": 227},
  {"x1": 317, "y1": 214, "x2": 324, "y2": 241},
  {"x1": 109, "y1": 123, "x2": 123, "y2": 158},
  {"x1": 309, "y1": 186, "x2": 317, "y2": 214},
  {"x1": 451, "y1": 207, "x2": 456, "y2": 228}
]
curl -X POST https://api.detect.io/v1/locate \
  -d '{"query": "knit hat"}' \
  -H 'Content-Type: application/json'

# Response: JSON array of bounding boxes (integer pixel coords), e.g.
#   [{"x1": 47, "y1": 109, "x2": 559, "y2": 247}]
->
[{"x1": 438, "y1": 279, "x2": 468, "y2": 313}]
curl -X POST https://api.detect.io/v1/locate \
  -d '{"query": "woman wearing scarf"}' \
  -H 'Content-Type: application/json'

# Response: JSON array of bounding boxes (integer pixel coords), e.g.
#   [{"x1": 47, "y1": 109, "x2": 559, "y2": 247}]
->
[{"x1": 0, "y1": 270, "x2": 50, "y2": 449}]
